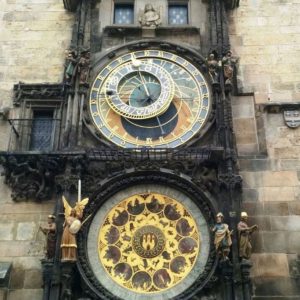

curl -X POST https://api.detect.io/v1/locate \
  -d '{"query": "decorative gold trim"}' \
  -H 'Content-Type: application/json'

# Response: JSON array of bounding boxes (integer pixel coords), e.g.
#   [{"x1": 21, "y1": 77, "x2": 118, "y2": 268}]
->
[{"x1": 98, "y1": 192, "x2": 200, "y2": 294}]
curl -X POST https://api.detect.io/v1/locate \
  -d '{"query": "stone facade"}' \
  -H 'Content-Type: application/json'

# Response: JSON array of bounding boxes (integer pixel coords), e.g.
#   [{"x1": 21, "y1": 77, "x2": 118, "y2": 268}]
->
[
  {"x1": 229, "y1": 1, "x2": 300, "y2": 299},
  {"x1": 0, "y1": 1, "x2": 73, "y2": 300},
  {"x1": 0, "y1": 0, "x2": 299, "y2": 299}
]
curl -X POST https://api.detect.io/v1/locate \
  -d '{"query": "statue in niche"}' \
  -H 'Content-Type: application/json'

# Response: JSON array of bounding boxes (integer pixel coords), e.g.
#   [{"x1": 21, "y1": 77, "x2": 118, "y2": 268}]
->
[
  {"x1": 207, "y1": 52, "x2": 220, "y2": 86},
  {"x1": 78, "y1": 49, "x2": 90, "y2": 87},
  {"x1": 61, "y1": 196, "x2": 89, "y2": 261},
  {"x1": 222, "y1": 50, "x2": 237, "y2": 89},
  {"x1": 139, "y1": 4, "x2": 161, "y2": 28},
  {"x1": 64, "y1": 49, "x2": 78, "y2": 85},
  {"x1": 237, "y1": 211, "x2": 258, "y2": 260},
  {"x1": 212, "y1": 212, "x2": 232, "y2": 261},
  {"x1": 40, "y1": 214, "x2": 56, "y2": 259}
]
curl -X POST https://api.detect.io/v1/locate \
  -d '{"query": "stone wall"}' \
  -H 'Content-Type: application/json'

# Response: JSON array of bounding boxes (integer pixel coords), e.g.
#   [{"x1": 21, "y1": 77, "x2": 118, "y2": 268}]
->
[
  {"x1": 0, "y1": 1, "x2": 73, "y2": 299},
  {"x1": 229, "y1": 1, "x2": 300, "y2": 299},
  {"x1": 228, "y1": 0, "x2": 300, "y2": 103}
]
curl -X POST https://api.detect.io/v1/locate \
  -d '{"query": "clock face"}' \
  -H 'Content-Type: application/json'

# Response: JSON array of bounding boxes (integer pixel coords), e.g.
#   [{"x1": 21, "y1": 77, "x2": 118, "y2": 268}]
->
[
  {"x1": 89, "y1": 50, "x2": 211, "y2": 148},
  {"x1": 86, "y1": 183, "x2": 211, "y2": 300}
]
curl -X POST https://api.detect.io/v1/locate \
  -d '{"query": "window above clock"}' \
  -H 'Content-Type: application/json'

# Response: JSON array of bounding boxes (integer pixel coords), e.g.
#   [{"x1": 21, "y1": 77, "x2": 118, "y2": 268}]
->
[
  {"x1": 114, "y1": 1, "x2": 134, "y2": 25},
  {"x1": 168, "y1": 1, "x2": 189, "y2": 25}
]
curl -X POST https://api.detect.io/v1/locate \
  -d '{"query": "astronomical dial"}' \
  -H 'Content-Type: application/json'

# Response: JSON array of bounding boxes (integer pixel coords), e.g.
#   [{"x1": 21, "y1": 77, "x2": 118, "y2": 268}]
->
[{"x1": 89, "y1": 50, "x2": 211, "y2": 148}]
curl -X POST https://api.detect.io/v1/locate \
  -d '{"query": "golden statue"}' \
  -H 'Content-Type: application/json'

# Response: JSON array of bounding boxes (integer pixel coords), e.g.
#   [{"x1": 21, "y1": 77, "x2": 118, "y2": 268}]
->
[
  {"x1": 238, "y1": 212, "x2": 258, "y2": 260},
  {"x1": 61, "y1": 196, "x2": 89, "y2": 261},
  {"x1": 212, "y1": 212, "x2": 232, "y2": 261}
]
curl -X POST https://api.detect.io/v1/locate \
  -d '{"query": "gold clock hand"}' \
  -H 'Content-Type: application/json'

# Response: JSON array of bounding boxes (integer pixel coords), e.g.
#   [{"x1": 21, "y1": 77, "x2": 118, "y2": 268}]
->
[{"x1": 138, "y1": 70, "x2": 151, "y2": 97}]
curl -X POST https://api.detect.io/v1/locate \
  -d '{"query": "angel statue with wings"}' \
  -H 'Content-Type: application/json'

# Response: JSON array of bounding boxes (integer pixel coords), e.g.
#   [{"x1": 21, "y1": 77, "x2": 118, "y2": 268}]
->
[{"x1": 61, "y1": 196, "x2": 89, "y2": 261}]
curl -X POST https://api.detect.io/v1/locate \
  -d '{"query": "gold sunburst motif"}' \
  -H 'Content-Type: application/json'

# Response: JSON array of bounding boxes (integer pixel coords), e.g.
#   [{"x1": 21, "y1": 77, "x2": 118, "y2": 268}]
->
[{"x1": 98, "y1": 193, "x2": 200, "y2": 293}]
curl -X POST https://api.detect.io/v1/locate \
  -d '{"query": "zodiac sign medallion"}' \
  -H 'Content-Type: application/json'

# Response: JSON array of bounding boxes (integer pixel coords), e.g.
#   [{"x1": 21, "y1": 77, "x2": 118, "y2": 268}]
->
[{"x1": 98, "y1": 193, "x2": 200, "y2": 293}]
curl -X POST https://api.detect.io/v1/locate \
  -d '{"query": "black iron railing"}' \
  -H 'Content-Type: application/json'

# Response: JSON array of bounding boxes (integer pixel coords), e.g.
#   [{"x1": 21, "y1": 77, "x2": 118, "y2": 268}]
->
[{"x1": 7, "y1": 118, "x2": 61, "y2": 152}]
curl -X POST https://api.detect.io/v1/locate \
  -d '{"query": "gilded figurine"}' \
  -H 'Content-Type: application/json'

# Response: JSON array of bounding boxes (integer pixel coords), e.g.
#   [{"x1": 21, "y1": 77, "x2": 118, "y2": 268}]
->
[
  {"x1": 237, "y1": 212, "x2": 258, "y2": 260},
  {"x1": 40, "y1": 214, "x2": 56, "y2": 259},
  {"x1": 212, "y1": 212, "x2": 232, "y2": 260},
  {"x1": 222, "y1": 50, "x2": 237, "y2": 89},
  {"x1": 61, "y1": 196, "x2": 89, "y2": 261},
  {"x1": 139, "y1": 4, "x2": 161, "y2": 28}
]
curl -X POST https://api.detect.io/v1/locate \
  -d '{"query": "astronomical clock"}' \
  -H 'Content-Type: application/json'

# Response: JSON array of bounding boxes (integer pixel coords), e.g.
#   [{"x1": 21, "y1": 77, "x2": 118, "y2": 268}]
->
[
  {"x1": 78, "y1": 43, "x2": 217, "y2": 300},
  {"x1": 2, "y1": 1, "x2": 246, "y2": 300},
  {"x1": 87, "y1": 49, "x2": 212, "y2": 148}
]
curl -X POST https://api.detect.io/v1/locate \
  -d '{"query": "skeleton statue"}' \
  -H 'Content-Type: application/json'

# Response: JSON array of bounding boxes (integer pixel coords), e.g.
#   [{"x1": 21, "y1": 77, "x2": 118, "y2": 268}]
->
[{"x1": 207, "y1": 52, "x2": 220, "y2": 86}]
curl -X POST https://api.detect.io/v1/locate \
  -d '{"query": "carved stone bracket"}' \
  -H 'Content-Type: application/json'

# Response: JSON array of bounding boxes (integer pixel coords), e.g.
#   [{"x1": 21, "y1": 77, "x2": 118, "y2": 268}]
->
[
  {"x1": 0, "y1": 146, "x2": 226, "y2": 201},
  {"x1": 218, "y1": 173, "x2": 243, "y2": 190},
  {"x1": 0, "y1": 154, "x2": 66, "y2": 201}
]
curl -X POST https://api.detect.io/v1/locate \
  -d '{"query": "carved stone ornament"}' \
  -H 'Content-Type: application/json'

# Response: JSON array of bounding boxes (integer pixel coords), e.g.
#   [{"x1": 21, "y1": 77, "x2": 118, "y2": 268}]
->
[
  {"x1": 283, "y1": 110, "x2": 300, "y2": 128},
  {"x1": 139, "y1": 4, "x2": 161, "y2": 28},
  {"x1": 13, "y1": 82, "x2": 64, "y2": 106}
]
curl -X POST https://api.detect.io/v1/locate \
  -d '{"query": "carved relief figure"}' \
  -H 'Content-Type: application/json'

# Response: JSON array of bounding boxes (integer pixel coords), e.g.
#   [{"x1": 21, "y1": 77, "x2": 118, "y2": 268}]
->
[
  {"x1": 61, "y1": 196, "x2": 89, "y2": 261},
  {"x1": 237, "y1": 212, "x2": 258, "y2": 260},
  {"x1": 139, "y1": 4, "x2": 161, "y2": 28},
  {"x1": 65, "y1": 49, "x2": 78, "y2": 85},
  {"x1": 212, "y1": 212, "x2": 232, "y2": 260},
  {"x1": 207, "y1": 53, "x2": 220, "y2": 85},
  {"x1": 78, "y1": 50, "x2": 90, "y2": 87},
  {"x1": 40, "y1": 214, "x2": 56, "y2": 259},
  {"x1": 222, "y1": 50, "x2": 237, "y2": 88}
]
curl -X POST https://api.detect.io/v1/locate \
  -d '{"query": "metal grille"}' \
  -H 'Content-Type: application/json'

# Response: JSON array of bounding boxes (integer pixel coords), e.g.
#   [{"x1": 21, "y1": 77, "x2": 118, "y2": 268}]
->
[
  {"x1": 7, "y1": 117, "x2": 60, "y2": 152},
  {"x1": 168, "y1": 5, "x2": 188, "y2": 25},
  {"x1": 30, "y1": 117, "x2": 53, "y2": 151},
  {"x1": 114, "y1": 4, "x2": 134, "y2": 25}
]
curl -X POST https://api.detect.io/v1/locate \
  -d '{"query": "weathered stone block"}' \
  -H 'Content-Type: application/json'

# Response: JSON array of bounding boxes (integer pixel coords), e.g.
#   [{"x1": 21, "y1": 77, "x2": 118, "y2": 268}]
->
[
  {"x1": 16, "y1": 222, "x2": 36, "y2": 241},
  {"x1": 242, "y1": 188, "x2": 259, "y2": 202},
  {"x1": 251, "y1": 254, "x2": 289, "y2": 278},
  {"x1": 263, "y1": 202, "x2": 289, "y2": 216},
  {"x1": 261, "y1": 187, "x2": 295, "y2": 202},
  {"x1": 262, "y1": 171, "x2": 299, "y2": 187},
  {"x1": 289, "y1": 201, "x2": 300, "y2": 215},
  {"x1": 236, "y1": 143, "x2": 259, "y2": 155},
  {"x1": 9, "y1": 268, "x2": 25, "y2": 289},
  {"x1": 270, "y1": 216, "x2": 300, "y2": 232},
  {"x1": 287, "y1": 231, "x2": 300, "y2": 253},
  {"x1": 7, "y1": 289, "x2": 43, "y2": 300},
  {"x1": 23, "y1": 269, "x2": 42, "y2": 289},
  {"x1": 280, "y1": 159, "x2": 300, "y2": 171},
  {"x1": 253, "y1": 277, "x2": 300, "y2": 297},
  {"x1": 241, "y1": 202, "x2": 264, "y2": 216},
  {"x1": 249, "y1": 216, "x2": 271, "y2": 231},
  {"x1": 262, "y1": 232, "x2": 288, "y2": 253},
  {"x1": 239, "y1": 159, "x2": 275, "y2": 172},
  {"x1": 0, "y1": 223, "x2": 13, "y2": 241},
  {"x1": 251, "y1": 231, "x2": 264, "y2": 253},
  {"x1": 236, "y1": 131, "x2": 258, "y2": 144}
]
